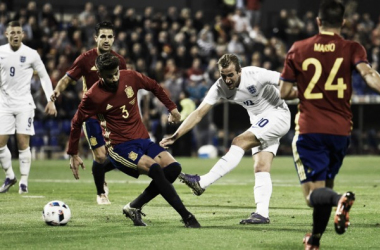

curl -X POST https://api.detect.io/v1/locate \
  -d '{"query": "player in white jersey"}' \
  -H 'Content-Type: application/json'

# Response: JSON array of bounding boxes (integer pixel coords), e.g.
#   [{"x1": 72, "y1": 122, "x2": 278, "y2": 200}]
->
[
  {"x1": 160, "y1": 54, "x2": 290, "y2": 224},
  {"x1": 0, "y1": 21, "x2": 57, "y2": 194}
]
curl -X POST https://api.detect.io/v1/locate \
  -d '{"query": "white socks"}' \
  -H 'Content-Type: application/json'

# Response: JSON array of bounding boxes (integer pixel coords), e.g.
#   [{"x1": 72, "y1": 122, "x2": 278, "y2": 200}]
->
[
  {"x1": 254, "y1": 172, "x2": 272, "y2": 218},
  {"x1": 0, "y1": 146, "x2": 15, "y2": 180},
  {"x1": 199, "y1": 145, "x2": 245, "y2": 189},
  {"x1": 19, "y1": 147, "x2": 31, "y2": 186}
]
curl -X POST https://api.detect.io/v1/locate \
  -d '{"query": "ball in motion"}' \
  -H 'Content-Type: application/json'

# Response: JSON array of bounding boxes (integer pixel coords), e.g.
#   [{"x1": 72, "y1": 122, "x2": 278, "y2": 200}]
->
[{"x1": 42, "y1": 200, "x2": 71, "y2": 226}]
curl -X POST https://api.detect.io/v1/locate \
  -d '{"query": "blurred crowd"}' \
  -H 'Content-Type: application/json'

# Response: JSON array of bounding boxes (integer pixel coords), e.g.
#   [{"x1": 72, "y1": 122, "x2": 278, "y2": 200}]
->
[{"x1": 1, "y1": 0, "x2": 379, "y2": 156}]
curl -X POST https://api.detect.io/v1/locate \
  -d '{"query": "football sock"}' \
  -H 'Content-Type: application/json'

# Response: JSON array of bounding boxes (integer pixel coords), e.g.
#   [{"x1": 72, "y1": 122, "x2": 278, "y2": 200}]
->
[
  {"x1": 148, "y1": 163, "x2": 190, "y2": 219},
  {"x1": 103, "y1": 158, "x2": 116, "y2": 173},
  {"x1": 0, "y1": 146, "x2": 15, "y2": 180},
  {"x1": 199, "y1": 145, "x2": 245, "y2": 188},
  {"x1": 131, "y1": 162, "x2": 181, "y2": 208},
  {"x1": 308, "y1": 205, "x2": 332, "y2": 246},
  {"x1": 254, "y1": 172, "x2": 272, "y2": 218},
  {"x1": 92, "y1": 160, "x2": 106, "y2": 195},
  {"x1": 309, "y1": 187, "x2": 341, "y2": 207},
  {"x1": 19, "y1": 147, "x2": 31, "y2": 185}
]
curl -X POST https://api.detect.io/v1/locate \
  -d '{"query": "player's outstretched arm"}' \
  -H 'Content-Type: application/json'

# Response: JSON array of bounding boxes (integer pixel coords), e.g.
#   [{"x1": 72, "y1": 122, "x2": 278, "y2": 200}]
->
[
  {"x1": 356, "y1": 63, "x2": 380, "y2": 94},
  {"x1": 279, "y1": 80, "x2": 298, "y2": 100},
  {"x1": 160, "y1": 102, "x2": 212, "y2": 148},
  {"x1": 51, "y1": 75, "x2": 74, "y2": 102}
]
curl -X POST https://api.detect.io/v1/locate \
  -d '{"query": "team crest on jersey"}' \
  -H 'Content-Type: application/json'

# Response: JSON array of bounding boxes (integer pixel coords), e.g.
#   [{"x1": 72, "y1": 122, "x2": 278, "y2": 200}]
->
[
  {"x1": 125, "y1": 86, "x2": 134, "y2": 98},
  {"x1": 128, "y1": 151, "x2": 138, "y2": 161},
  {"x1": 89, "y1": 136, "x2": 97, "y2": 146},
  {"x1": 20, "y1": 56, "x2": 26, "y2": 63},
  {"x1": 247, "y1": 85, "x2": 257, "y2": 95}
]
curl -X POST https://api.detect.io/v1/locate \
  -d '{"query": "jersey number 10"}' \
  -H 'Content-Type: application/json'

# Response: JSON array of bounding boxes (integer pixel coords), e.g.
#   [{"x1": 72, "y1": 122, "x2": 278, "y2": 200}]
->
[{"x1": 302, "y1": 57, "x2": 347, "y2": 99}]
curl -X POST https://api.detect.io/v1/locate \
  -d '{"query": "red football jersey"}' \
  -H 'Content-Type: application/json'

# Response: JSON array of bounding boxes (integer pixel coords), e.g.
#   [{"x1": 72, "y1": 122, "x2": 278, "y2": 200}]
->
[
  {"x1": 67, "y1": 70, "x2": 177, "y2": 155},
  {"x1": 66, "y1": 48, "x2": 127, "y2": 92},
  {"x1": 281, "y1": 31, "x2": 368, "y2": 135}
]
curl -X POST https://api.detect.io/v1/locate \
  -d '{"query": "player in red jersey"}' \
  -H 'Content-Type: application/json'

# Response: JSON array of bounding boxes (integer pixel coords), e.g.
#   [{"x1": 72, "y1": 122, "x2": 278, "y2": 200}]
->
[
  {"x1": 279, "y1": 1, "x2": 380, "y2": 249},
  {"x1": 51, "y1": 21, "x2": 126, "y2": 205},
  {"x1": 67, "y1": 52, "x2": 201, "y2": 228}
]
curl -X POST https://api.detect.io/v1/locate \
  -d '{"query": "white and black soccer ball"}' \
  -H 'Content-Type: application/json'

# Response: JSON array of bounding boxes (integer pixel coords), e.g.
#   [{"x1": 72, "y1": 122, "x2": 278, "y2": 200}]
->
[{"x1": 42, "y1": 200, "x2": 71, "y2": 226}]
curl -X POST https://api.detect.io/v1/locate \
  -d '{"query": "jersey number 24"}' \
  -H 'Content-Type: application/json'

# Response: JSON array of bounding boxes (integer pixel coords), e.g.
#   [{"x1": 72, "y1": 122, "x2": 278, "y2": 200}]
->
[{"x1": 303, "y1": 58, "x2": 347, "y2": 99}]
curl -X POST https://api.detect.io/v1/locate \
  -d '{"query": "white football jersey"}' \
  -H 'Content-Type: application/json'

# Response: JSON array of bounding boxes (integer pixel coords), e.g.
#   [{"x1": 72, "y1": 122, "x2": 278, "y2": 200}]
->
[
  {"x1": 203, "y1": 66, "x2": 285, "y2": 124},
  {"x1": 0, "y1": 43, "x2": 53, "y2": 111}
]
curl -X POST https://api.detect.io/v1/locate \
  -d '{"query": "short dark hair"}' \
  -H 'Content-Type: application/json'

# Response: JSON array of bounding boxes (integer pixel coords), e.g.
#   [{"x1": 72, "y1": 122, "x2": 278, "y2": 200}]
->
[
  {"x1": 94, "y1": 21, "x2": 115, "y2": 36},
  {"x1": 217, "y1": 54, "x2": 241, "y2": 72},
  {"x1": 7, "y1": 21, "x2": 21, "y2": 28},
  {"x1": 318, "y1": 0, "x2": 345, "y2": 28},
  {"x1": 95, "y1": 52, "x2": 120, "y2": 72}
]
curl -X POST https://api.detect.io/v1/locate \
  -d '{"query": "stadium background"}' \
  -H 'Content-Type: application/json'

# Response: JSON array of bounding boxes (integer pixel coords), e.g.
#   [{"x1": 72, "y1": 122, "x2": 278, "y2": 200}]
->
[{"x1": 3, "y1": 0, "x2": 380, "y2": 158}]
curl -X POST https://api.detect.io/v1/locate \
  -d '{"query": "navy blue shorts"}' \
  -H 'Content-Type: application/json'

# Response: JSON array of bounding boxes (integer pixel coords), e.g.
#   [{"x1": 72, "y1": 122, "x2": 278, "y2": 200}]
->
[
  {"x1": 108, "y1": 138, "x2": 165, "y2": 178},
  {"x1": 83, "y1": 118, "x2": 105, "y2": 150},
  {"x1": 292, "y1": 133, "x2": 350, "y2": 183}
]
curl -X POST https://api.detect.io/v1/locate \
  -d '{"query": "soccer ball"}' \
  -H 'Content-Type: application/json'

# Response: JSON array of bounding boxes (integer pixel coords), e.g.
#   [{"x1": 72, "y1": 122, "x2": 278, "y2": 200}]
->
[{"x1": 42, "y1": 200, "x2": 71, "y2": 226}]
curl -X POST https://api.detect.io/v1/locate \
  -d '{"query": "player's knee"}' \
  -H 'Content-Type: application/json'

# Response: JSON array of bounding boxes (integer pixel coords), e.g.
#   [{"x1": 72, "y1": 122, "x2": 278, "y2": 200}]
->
[
  {"x1": 94, "y1": 154, "x2": 107, "y2": 164},
  {"x1": 253, "y1": 162, "x2": 270, "y2": 173},
  {"x1": 163, "y1": 162, "x2": 181, "y2": 182}
]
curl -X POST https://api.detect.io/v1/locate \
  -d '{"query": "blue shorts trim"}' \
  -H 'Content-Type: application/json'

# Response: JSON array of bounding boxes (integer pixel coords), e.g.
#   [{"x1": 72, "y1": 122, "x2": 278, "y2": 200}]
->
[
  {"x1": 108, "y1": 138, "x2": 165, "y2": 178},
  {"x1": 292, "y1": 133, "x2": 350, "y2": 183},
  {"x1": 83, "y1": 118, "x2": 105, "y2": 150}
]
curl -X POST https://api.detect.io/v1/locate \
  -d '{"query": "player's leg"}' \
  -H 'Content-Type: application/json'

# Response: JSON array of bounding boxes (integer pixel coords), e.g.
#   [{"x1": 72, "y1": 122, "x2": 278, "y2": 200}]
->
[
  {"x1": 178, "y1": 130, "x2": 254, "y2": 196},
  {"x1": 14, "y1": 110, "x2": 34, "y2": 194},
  {"x1": 0, "y1": 134, "x2": 17, "y2": 193},
  {"x1": 83, "y1": 118, "x2": 113, "y2": 204},
  {"x1": 130, "y1": 150, "x2": 181, "y2": 209},
  {"x1": 240, "y1": 151, "x2": 274, "y2": 224},
  {"x1": 137, "y1": 154, "x2": 200, "y2": 227},
  {"x1": 16, "y1": 134, "x2": 31, "y2": 194},
  {"x1": 109, "y1": 140, "x2": 200, "y2": 227},
  {"x1": 0, "y1": 111, "x2": 17, "y2": 193}
]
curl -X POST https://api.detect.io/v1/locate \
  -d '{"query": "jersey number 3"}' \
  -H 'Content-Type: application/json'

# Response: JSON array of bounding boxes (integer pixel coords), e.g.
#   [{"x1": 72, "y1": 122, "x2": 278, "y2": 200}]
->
[{"x1": 302, "y1": 58, "x2": 347, "y2": 99}]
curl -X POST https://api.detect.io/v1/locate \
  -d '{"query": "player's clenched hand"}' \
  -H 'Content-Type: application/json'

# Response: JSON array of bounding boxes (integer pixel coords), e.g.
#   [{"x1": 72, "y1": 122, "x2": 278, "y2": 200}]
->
[
  {"x1": 168, "y1": 108, "x2": 181, "y2": 124},
  {"x1": 45, "y1": 101, "x2": 57, "y2": 117},
  {"x1": 69, "y1": 155, "x2": 85, "y2": 180},
  {"x1": 159, "y1": 134, "x2": 177, "y2": 149},
  {"x1": 50, "y1": 90, "x2": 60, "y2": 102}
]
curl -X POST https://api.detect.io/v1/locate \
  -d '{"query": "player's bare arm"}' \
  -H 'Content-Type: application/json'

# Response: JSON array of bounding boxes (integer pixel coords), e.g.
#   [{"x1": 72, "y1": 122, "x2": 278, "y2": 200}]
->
[
  {"x1": 44, "y1": 101, "x2": 57, "y2": 117},
  {"x1": 69, "y1": 155, "x2": 85, "y2": 180},
  {"x1": 51, "y1": 75, "x2": 75, "y2": 101},
  {"x1": 279, "y1": 80, "x2": 298, "y2": 100},
  {"x1": 356, "y1": 63, "x2": 380, "y2": 93},
  {"x1": 160, "y1": 102, "x2": 212, "y2": 148},
  {"x1": 168, "y1": 108, "x2": 181, "y2": 124}
]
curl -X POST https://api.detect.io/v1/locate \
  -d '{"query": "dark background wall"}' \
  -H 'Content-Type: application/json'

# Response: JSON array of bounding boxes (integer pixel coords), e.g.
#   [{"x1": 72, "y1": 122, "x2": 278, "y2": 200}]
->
[{"x1": 11, "y1": 0, "x2": 380, "y2": 25}]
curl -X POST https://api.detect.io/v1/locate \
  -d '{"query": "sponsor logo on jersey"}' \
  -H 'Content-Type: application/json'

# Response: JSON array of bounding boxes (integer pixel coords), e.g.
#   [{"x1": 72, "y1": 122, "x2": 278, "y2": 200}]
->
[
  {"x1": 247, "y1": 85, "x2": 257, "y2": 95},
  {"x1": 89, "y1": 136, "x2": 98, "y2": 146},
  {"x1": 129, "y1": 98, "x2": 136, "y2": 105},
  {"x1": 20, "y1": 56, "x2": 26, "y2": 63},
  {"x1": 90, "y1": 66, "x2": 97, "y2": 71},
  {"x1": 125, "y1": 86, "x2": 134, "y2": 98},
  {"x1": 106, "y1": 104, "x2": 113, "y2": 110},
  {"x1": 128, "y1": 151, "x2": 138, "y2": 161}
]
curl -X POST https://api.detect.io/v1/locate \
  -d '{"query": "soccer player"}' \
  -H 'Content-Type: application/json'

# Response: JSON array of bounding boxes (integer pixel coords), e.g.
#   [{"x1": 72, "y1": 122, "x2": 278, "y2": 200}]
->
[
  {"x1": 67, "y1": 52, "x2": 201, "y2": 228},
  {"x1": 279, "y1": 1, "x2": 380, "y2": 249},
  {"x1": 0, "y1": 21, "x2": 57, "y2": 194},
  {"x1": 50, "y1": 21, "x2": 126, "y2": 205},
  {"x1": 160, "y1": 53, "x2": 291, "y2": 224}
]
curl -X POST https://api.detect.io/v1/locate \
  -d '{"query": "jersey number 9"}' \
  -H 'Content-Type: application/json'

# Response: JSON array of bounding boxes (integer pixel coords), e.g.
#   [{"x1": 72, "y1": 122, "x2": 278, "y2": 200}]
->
[{"x1": 10, "y1": 66, "x2": 15, "y2": 77}]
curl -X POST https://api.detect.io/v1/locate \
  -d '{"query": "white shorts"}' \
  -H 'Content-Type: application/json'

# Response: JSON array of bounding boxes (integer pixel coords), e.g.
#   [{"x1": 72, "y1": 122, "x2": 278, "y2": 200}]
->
[
  {"x1": 248, "y1": 106, "x2": 291, "y2": 155},
  {"x1": 0, "y1": 109, "x2": 35, "y2": 135}
]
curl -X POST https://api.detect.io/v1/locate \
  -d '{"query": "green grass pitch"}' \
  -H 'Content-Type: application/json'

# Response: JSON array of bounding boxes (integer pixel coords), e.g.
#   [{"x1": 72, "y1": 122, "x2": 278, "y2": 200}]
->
[{"x1": 0, "y1": 156, "x2": 379, "y2": 249}]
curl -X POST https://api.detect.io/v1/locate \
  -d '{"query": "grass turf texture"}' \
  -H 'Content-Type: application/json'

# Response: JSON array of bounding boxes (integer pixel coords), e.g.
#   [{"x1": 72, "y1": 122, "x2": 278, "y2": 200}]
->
[{"x1": 0, "y1": 156, "x2": 379, "y2": 249}]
